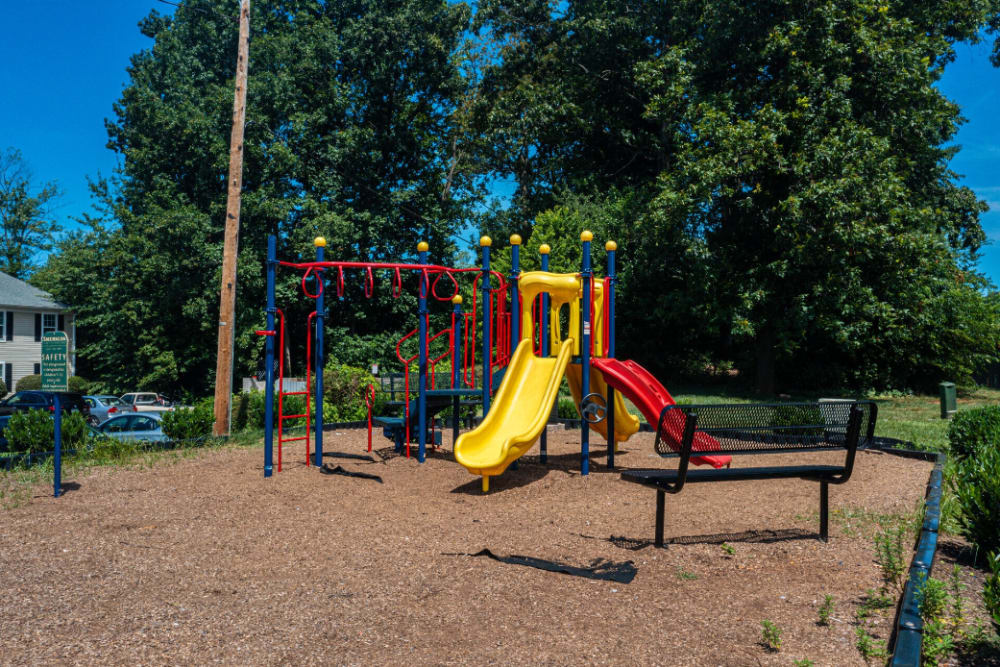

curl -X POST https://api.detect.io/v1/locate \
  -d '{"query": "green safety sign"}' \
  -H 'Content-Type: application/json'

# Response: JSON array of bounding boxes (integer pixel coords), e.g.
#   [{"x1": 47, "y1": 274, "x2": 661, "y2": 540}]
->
[{"x1": 41, "y1": 331, "x2": 69, "y2": 392}]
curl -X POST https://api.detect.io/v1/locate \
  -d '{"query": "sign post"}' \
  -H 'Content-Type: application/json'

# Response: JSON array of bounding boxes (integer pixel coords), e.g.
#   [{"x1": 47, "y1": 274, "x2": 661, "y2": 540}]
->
[{"x1": 42, "y1": 331, "x2": 69, "y2": 498}]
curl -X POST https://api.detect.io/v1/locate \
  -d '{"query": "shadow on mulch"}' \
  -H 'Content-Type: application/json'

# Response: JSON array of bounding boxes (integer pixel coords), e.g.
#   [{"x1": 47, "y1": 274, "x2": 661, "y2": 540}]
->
[
  {"x1": 321, "y1": 451, "x2": 379, "y2": 464},
  {"x1": 450, "y1": 465, "x2": 551, "y2": 494},
  {"x1": 446, "y1": 548, "x2": 637, "y2": 583},
  {"x1": 38, "y1": 481, "x2": 81, "y2": 498},
  {"x1": 579, "y1": 528, "x2": 817, "y2": 551}
]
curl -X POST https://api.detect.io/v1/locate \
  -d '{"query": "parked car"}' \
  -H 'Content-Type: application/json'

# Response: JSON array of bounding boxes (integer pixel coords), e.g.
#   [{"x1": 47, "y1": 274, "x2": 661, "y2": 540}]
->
[
  {"x1": 0, "y1": 391, "x2": 90, "y2": 418},
  {"x1": 119, "y1": 392, "x2": 174, "y2": 413},
  {"x1": 83, "y1": 395, "x2": 135, "y2": 425},
  {"x1": 96, "y1": 413, "x2": 168, "y2": 443}
]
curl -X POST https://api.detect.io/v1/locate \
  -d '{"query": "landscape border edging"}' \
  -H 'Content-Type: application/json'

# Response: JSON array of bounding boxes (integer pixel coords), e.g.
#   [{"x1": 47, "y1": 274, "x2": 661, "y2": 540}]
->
[{"x1": 876, "y1": 444, "x2": 945, "y2": 667}]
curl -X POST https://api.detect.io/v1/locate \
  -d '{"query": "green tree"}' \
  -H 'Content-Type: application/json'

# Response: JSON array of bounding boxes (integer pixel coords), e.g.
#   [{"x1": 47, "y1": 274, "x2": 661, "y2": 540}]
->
[
  {"x1": 0, "y1": 147, "x2": 61, "y2": 279},
  {"x1": 38, "y1": 0, "x2": 479, "y2": 394},
  {"x1": 474, "y1": 0, "x2": 1000, "y2": 392}
]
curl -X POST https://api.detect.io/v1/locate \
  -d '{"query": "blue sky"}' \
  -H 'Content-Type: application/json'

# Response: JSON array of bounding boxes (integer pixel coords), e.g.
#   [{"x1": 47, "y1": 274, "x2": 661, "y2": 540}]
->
[{"x1": 2, "y1": 3, "x2": 999, "y2": 282}]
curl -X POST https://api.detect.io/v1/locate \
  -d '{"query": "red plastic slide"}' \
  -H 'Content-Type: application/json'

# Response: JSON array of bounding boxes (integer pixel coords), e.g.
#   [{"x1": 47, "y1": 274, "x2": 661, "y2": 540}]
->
[{"x1": 591, "y1": 358, "x2": 731, "y2": 468}]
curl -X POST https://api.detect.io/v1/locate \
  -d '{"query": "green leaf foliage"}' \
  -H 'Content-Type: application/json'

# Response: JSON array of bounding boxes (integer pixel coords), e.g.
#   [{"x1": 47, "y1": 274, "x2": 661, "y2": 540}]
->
[
  {"x1": 34, "y1": 0, "x2": 480, "y2": 396},
  {"x1": 947, "y1": 406, "x2": 1000, "y2": 460},
  {"x1": 5, "y1": 410, "x2": 88, "y2": 454},
  {"x1": 160, "y1": 398, "x2": 215, "y2": 441},
  {"x1": 14, "y1": 375, "x2": 41, "y2": 391},
  {"x1": 952, "y1": 444, "x2": 1000, "y2": 555}
]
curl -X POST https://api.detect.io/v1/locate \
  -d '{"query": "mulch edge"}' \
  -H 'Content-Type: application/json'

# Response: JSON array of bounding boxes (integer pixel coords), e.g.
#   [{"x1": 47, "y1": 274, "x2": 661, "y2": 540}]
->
[{"x1": 875, "y1": 443, "x2": 945, "y2": 666}]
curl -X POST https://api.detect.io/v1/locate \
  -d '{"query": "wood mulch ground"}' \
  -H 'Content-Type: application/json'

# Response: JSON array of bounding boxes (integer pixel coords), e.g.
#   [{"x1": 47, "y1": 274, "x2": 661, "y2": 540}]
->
[{"x1": 0, "y1": 426, "x2": 934, "y2": 665}]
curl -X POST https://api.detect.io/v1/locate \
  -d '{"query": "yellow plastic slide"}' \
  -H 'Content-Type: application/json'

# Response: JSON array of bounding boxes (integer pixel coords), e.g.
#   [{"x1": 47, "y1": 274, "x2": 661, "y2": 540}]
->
[
  {"x1": 565, "y1": 365, "x2": 641, "y2": 446},
  {"x1": 454, "y1": 337, "x2": 574, "y2": 492}
]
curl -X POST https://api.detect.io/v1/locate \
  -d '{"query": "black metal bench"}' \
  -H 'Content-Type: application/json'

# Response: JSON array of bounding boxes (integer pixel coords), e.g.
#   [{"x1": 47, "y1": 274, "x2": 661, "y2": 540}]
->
[{"x1": 621, "y1": 401, "x2": 877, "y2": 547}]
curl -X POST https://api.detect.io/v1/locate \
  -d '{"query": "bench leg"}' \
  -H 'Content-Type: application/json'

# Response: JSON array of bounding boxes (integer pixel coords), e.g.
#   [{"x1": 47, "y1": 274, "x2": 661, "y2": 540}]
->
[
  {"x1": 820, "y1": 480, "x2": 829, "y2": 542},
  {"x1": 655, "y1": 490, "x2": 665, "y2": 548}
]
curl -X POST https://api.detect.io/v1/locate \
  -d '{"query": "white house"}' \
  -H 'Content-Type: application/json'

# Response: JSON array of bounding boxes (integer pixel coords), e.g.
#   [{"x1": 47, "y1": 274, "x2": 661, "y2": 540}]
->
[{"x1": 0, "y1": 271, "x2": 75, "y2": 395}]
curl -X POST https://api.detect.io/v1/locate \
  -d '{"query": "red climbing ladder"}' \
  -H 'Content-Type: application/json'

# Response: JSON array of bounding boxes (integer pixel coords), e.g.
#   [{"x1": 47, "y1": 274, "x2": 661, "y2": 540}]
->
[{"x1": 275, "y1": 308, "x2": 313, "y2": 471}]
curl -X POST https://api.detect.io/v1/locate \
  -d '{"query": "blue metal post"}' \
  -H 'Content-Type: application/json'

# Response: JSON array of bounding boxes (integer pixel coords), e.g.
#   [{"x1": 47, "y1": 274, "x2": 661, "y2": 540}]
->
[
  {"x1": 580, "y1": 230, "x2": 593, "y2": 475},
  {"x1": 53, "y1": 394, "x2": 61, "y2": 497},
  {"x1": 480, "y1": 236, "x2": 492, "y2": 417},
  {"x1": 509, "y1": 234, "x2": 521, "y2": 355},
  {"x1": 314, "y1": 238, "x2": 325, "y2": 467},
  {"x1": 606, "y1": 240, "x2": 617, "y2": 469},
  {"x1": 264, "y1": 235, "x2": 276, "y2": 477},
  {"x1": 418, "y1": 241, "x2": 429, "y2": 463},
  {"x1": 452, "y1": 294, "x2": 463, "y2": 443},
  {"x1": 540, "y1": 244, "x2": 551, "y2": 465},
  {"x1": 452, "y1": 296, "x2": 462, "y2": 388}
]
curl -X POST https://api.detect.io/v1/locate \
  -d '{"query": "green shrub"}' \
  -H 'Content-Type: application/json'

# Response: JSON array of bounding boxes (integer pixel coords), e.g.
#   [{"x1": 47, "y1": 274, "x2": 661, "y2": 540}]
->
[
  {"x1": 246, "y1": 391, "x2": 306, "y2": 430},
  {"x1": 952, "y1": 446, "x2": 1000, "y2": 555},
  {"x1": 984, "y1": 552, "x2": 1000, "y2": 634},
  {"x1": 947, "y1": 406, "x2": 1000, "y2": 460},
  {"x1": 15, "y1": 374, "x2": 41, "y2": 391},
  {"x1": 770, "y1": 404, "x2": 824, "y2": 436},
  {"x1": 67, "y1": 375, "x2": 91, "y2": 394},
  {"x1": 160, "y1": 398, "x2": 214, "y2": 441},
  {"x1": 557, "y1": 397, "x2": 578, "y2": 419},
  {"x1": 5, "y1": 409, "x2": 88, "y2": 453},
  {"x1": 232, "y1": 392, "x2": 250, "y2": 432},
  {"x1": 323, "y1": 363, "x2": 384, "y2": 421}
]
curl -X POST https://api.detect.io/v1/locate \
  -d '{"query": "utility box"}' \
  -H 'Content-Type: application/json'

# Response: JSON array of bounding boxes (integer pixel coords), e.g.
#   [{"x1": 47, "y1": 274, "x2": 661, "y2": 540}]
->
[{"x1": 939, "y1": 382, "x2": 957, "y2": 419}]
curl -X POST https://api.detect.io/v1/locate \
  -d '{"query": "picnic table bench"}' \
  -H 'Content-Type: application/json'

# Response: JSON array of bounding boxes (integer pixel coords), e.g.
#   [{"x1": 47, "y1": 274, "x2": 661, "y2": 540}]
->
[{"x1": 621, "y1": 400, "x2": 877, "y2": 547}]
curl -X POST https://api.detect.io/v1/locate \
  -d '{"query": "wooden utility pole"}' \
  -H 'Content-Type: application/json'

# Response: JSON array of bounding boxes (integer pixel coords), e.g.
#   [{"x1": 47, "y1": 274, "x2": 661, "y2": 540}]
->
[{"x1": 213, "y1": 0, "x2": 250, "y2": 436}]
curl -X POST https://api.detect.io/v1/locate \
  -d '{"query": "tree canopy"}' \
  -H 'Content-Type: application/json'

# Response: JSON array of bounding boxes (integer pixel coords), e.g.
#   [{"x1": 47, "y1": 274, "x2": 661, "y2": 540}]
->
[
  {"x1": 33, "y1": 0, "x2": 1000, "y2": 395},
  {"x1": 0, "y1": 148, "x2": 61, "y2": 280}
]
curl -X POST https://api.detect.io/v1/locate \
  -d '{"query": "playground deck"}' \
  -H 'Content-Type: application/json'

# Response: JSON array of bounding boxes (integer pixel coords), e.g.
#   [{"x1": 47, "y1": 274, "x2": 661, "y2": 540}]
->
[{"x1": 1, "y1": 428, "x2": 932, "y2": 665}]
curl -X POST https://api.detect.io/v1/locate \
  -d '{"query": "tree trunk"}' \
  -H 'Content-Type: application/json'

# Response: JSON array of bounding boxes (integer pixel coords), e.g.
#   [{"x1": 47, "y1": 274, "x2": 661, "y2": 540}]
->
[{"x1": 755, "y1": 325, "x2": 776, "y2": 396}]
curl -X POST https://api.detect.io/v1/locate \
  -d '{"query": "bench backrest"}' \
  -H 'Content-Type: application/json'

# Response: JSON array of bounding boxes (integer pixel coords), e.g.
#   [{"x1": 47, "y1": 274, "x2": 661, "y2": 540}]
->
[{"x1": 655, "y1": 400, "x2": 877, "y2": 463}]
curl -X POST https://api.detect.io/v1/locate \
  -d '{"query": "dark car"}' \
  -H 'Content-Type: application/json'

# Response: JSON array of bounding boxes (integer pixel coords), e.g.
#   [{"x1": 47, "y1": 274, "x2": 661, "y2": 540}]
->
[{"x1": 0, "y1": 391, "x2": 90, "y2": 418}]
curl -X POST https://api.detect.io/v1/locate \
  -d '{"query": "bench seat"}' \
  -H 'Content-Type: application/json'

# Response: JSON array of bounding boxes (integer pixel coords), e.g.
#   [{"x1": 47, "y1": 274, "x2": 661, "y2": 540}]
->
[{"x1": 621, "y1": 401, "x2": 876, "y2": 547}]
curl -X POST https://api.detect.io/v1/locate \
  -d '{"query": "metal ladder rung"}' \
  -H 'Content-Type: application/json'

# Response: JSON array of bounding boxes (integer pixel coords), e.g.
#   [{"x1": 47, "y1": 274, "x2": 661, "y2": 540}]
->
[
  {"x1": 281, "y1": 413, "x2": 308, "y2": 420},
  {"x1": 281, "y1": 391, "x2": 309, "y2": 397},
  {"x1": 279, "y1": 435, "x2": 309, "y2": 444}
]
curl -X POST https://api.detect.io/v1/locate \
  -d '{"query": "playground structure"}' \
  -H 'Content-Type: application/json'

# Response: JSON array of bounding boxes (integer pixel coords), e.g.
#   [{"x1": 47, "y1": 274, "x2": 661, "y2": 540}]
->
[{"x1": 258, "y1": 230, "x2": 723, "y2": 487}]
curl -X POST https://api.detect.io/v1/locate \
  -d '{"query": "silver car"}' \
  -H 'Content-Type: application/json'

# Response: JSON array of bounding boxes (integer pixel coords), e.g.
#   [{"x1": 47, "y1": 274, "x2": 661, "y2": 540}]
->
[
  {"x1": 96, "y1": 413, "x2": 169, "y2": 443},
  {"x1": 83, "y1": 395, "x2": 135, "y2": 425}
]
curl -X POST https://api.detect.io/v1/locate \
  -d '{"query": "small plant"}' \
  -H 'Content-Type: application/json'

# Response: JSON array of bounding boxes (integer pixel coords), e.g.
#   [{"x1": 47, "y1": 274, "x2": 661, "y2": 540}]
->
[
  {"x1": 792, "y1": 660, "x2": 814, "y2": 667},
  {"x1": 854, "y1": 627, "x2": 887, "y2": 661},
  {"x1": 760, "y1": 620, "x2": 782, "y2": 651},
  {"x1": 856, "y1": 588, "x2": 893, "y2": 620},
  {"x1": 720, "y1": 542, "x2": 735, "y2": 556},
  {"x1": 949, "y1": 564, "x2": 966, "y2": 637},
  {"x1": 916, "y1": 575, "x2": 949, "y2": 622},
  {"x1": 874, "y1": 522, "x2": 907, "y2": 593},
  {"x1": 984, "y1": 552, "x2": 1000, "y2": 634},
  {"x1": 921, "y1": 620, "x2": 955, "y2": 666},
  {"x1": 676, "y1": 567, "x2": 698, "y2": 581},
  {"x1": 817, "y1": 594, "x2": 834, "y2": 626},
  {"x1": 917, "y1": 574, "x2": 956, "y2": 666},
  {"x1": 6, "y1": 409, "x2": 88, "y2": 453}
]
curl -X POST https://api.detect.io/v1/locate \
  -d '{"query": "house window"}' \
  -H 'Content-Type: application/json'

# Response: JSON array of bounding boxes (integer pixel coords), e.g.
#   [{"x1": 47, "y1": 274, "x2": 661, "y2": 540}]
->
[
  {"x1": 43, "y1": 313, "x2": 56, "y2": 334},
  {"x1": 0, "y1": 312, "x2": 4, "y2": 340},
  {"x1": 34, "y1": 363, "x2": 41, "y2": 375}
]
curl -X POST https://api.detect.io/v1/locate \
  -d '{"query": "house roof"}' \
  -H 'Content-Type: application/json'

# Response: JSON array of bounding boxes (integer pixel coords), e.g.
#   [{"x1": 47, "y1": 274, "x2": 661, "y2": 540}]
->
[{"x1": 0, "y1": 271, "x2": 68, "y2": 310}]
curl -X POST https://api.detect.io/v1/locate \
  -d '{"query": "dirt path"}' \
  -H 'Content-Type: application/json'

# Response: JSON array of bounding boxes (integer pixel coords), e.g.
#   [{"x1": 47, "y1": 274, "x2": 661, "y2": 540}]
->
[{"x1": 0, "y1": 427, "x2": 932, "y2": 665}]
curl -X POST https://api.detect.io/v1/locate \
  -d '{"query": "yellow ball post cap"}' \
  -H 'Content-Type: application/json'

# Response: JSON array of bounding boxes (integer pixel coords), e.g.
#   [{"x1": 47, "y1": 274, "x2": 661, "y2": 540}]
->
[
  {"x1": 314, "y1": 236, "x2": 327, "y2": 247},
  {"x1": 480, "y1": 235, "x2": 492, "y2": 247},
  {"x1": 510, "y1": 234, "x2": 522, "y2": 245},
  {"x1": 452, "y1": 294, "x2": 463, "y2": 305},
  {"x1": 580, "y1": 230, "x2": 593, "y2": 242},
  {"x1": 417, "y1": 241, "x2": 429, "y2": 252},
  {"x1": 605, "y1": 240, "x2": 618, "y2": 252},
  {"x1": 539, "y1": 243, "x2": 551, "y2": 255}
]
